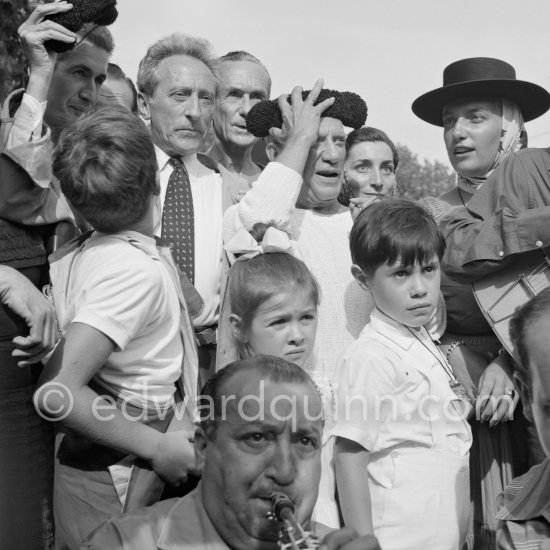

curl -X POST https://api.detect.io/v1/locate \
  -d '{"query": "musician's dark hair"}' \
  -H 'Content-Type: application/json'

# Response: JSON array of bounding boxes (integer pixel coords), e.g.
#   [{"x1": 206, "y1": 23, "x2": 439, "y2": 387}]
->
[
  {"x1": 198, "y1": 356, "x2": 320, "y2": 438},
  {"x1": 509, "y1": 287, "x2": 550, "y2": 399},
  {"x1": 350, "y1": 199, "x2": 446, "y2": 276}
]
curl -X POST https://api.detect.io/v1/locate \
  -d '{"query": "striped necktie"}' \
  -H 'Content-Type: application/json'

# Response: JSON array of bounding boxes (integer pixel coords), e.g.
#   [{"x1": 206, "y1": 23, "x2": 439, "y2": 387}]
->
[{"x1": 162, "y1": 157, "x2": 195, "y2": 283}]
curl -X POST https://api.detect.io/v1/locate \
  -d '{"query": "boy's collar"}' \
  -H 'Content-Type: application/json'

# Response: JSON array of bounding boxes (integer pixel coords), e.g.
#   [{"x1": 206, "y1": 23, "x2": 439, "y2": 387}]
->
[{"x1": 369, "y1": 308, "x2": 421, "y2": 351}]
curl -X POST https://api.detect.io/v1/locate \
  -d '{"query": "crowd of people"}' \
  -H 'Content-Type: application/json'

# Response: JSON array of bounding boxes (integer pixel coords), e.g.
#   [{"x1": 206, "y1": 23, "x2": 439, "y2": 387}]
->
[{"x1": 1, "y1": 1, "x2": 550, "y2": 549}]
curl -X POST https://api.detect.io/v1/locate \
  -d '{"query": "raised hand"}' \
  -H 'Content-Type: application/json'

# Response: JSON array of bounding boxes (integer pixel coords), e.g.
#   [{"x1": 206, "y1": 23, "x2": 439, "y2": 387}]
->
[
  {"x1": 18, "y1": 1, "x2": 76, "y2": 100},
  {"x1": 269, "y1": 79, "x2": 335, "y2": 175},
  {"x1": 270, "y1": 79, "x2": 335, "y2": 148}
]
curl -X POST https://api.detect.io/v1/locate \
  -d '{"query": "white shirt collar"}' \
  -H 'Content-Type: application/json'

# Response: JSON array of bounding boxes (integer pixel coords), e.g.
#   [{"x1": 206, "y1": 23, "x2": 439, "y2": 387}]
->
[
  {"x1": 154, "y1": 145, "x2": 199, "y2": 175},
  {"x1": 369, "y1": 308, "x2": 430, "y2": 352}
]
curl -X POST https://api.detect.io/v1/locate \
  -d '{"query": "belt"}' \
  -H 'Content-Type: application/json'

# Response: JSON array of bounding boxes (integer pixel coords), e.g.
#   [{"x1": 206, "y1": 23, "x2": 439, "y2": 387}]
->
[{"x1": 195, "y1": 325, "x2": 218, "y2": 347}]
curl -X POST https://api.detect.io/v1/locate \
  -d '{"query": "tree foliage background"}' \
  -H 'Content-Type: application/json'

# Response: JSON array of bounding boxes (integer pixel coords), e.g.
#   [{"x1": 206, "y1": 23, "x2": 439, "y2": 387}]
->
[
  {"x1": 0, "y1": 0, "x2": 33, "y2": 102},
  {"x1": 396, "y1": 144, "x2": 455, "y2": 200}
]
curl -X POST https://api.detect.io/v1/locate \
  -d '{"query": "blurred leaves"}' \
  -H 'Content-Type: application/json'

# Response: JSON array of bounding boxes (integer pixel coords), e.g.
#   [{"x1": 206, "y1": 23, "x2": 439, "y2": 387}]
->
[
  {"x1": 0, "y1": 0, "x2": 33, "y2": 102},
  {"x1": 396, "y1": 143, "x2": 455, "y2": 200}
]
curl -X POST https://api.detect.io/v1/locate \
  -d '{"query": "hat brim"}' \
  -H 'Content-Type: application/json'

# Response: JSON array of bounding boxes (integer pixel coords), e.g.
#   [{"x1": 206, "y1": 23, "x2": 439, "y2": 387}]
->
[{"x1": 412, "y1": 79, "x2": 550, "y2": 126}]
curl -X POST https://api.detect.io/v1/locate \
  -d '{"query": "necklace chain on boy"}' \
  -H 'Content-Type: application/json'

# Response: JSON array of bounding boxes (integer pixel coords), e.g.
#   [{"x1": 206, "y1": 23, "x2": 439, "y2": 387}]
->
[{"x1": 406, "y1": 327, "x2": 474, "y2": 406}]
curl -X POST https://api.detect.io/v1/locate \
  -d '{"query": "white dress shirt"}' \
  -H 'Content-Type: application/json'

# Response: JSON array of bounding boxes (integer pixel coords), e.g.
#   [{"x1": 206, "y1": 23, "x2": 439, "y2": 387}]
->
[{"x1": 154, "y1": 146, "x2": 222, "y2": 328}]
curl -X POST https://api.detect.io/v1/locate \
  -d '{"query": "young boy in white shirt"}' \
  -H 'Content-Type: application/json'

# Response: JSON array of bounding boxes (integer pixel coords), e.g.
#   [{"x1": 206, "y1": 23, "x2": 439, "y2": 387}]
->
[
  {"x1": 334, "y1": 199, "x2": 472, "y2": 550},
  {"x1": 34, "y1": 105, "x2": 198, "y2": 548}
]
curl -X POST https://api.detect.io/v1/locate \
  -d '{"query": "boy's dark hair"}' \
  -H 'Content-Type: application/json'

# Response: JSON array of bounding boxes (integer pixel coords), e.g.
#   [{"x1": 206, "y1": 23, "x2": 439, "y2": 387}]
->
[
  {"x1": 53, "y1": 105, "x2": 158, "y2": 233},
  {"x1": 350, "y1": 199, "x2": 446, "y2": 275},
  {"x1": 509, "y1": 287, "x2": 550, "y2": 400},
  {"x1": 198, "y1": 356, "x2": 320, "y2": 438}
]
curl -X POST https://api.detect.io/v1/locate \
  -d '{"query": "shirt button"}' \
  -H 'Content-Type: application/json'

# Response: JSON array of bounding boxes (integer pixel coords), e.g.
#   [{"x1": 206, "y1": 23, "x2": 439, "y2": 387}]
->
[
  {"x1": 536, "y1": 240, "x2": 543, "y2": 247},
  {"x1": 498, "y1": 251, "x2": 504, "y2": 257}
]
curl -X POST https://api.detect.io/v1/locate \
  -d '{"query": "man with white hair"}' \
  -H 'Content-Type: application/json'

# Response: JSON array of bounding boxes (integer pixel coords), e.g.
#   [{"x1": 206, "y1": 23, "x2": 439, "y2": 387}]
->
[
  {"x1": 208, "y1": 51, "x2": 271, "y2": 204},
  {"x1": 137, "y1": 33, "x2": 223, "y2": 383}
]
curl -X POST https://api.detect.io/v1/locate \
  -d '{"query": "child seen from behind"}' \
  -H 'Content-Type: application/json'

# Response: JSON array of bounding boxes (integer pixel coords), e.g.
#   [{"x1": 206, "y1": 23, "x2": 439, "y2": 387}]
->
[{"x1": 34, "y1": 105, "x2": 198, "y2": 548}]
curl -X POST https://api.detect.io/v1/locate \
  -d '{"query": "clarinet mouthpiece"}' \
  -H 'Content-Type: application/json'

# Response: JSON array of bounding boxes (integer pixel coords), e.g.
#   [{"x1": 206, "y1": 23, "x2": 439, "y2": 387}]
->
[{"x1": 271, "y1": 491, "x2": 294, "y2": 520}]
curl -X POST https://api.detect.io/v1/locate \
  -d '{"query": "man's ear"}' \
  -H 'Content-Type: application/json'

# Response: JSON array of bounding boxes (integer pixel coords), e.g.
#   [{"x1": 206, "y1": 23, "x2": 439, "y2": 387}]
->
[
  {"x1": 229, "y1": 313, "x2": 247, "y2": 343},
  {"x1": 351, "y1": 264, "x2": 370, "y2": 291},
  {"x1": 194, "y1": 426, "x2": 209, "y2": 471},
  {"x1": 138, "y1": 91, "x2": 151, "y2": 121},
  {"x1": 266, "y1": 141, "x2": 278, "y2": 162},
  {"x1": 513, "y1": 371, "x2": 533, "y2": 422}
]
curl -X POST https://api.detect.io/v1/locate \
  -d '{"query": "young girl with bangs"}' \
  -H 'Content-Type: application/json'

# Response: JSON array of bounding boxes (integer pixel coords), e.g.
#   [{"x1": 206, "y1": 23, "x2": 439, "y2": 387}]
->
[
  {"x1": 219, "y1": 223, "x2": 340, "y2": 527},
  {"x1": 224, "y1": 223, "x2": 319, "y2": 370}
]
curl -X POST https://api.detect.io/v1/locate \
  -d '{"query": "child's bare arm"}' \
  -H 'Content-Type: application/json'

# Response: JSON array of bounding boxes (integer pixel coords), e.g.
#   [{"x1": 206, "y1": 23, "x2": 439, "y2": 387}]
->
[
  {"x1": 334, "y1": 436, "x2": 374, "y2": 536},
  {"x1": 35, "y1": 322, "x2": 196, "y2": 484}
]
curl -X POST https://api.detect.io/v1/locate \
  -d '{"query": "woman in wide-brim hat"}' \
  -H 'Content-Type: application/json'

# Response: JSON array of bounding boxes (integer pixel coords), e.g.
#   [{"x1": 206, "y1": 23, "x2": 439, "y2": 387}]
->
[
  {"x1": 413, "y1": 56, "x2": 550, "y2": 214},
  {"x1": 412, "y1": 57, "x2": 550, "y2": 550}
]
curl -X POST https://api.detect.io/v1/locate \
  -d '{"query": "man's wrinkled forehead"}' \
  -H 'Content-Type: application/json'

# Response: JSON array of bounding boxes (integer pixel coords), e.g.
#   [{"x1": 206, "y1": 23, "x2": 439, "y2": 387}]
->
[
  {"x1": 215, "y1": 59, "x2": 271, "y2": 94},
  {"x1": 155, "y1": 54, "x2": 217, "y2": 94},
  {"x1": 218, "y1": 371, "x2": 322, "y2": 425},
  {"x1": 317, "y1": 116, "x2": 346, "y2": 140}
]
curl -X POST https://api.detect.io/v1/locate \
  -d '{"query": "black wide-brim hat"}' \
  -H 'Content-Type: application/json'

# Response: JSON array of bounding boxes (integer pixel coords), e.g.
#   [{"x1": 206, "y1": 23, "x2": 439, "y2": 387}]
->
[{"x1": 412, "y1": 57, "x2": 550, "y2": 126}]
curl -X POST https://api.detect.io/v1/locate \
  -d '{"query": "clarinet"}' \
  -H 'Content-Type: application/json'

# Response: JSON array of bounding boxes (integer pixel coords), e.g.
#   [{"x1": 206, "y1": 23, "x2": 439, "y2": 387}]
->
[{"x1": 270, "y1": 492, "x2": 321, "y2": 550}]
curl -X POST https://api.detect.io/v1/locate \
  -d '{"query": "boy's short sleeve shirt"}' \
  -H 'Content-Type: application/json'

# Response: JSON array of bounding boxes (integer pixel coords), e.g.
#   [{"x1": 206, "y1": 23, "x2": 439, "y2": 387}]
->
[
  {"x1": 51, "y1": 231, "x2": 183, "y2": 403},
  {"x1": 333, "y1": 309, "x2": 471, "y2": 456}
]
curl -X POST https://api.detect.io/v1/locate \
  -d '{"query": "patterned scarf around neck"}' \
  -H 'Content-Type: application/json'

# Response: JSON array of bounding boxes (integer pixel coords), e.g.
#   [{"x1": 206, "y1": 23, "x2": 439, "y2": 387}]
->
[{"x1": 456, "y1": 99, "x2": 526, "y2": 194}]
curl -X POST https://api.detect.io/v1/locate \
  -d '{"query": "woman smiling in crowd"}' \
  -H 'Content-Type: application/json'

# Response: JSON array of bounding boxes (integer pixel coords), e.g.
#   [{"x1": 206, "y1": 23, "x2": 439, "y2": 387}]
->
[{"x1": 344, "y1": 127, "x2": 398, "y2": 220}]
